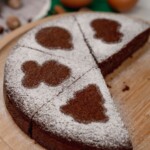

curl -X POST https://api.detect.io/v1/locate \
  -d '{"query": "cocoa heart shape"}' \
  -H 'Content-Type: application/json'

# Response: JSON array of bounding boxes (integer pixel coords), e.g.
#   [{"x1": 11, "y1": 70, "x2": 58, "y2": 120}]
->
[
  {"x1": 61, "y1": 84, "x2": 108, "y2": 124},
  {"x1": 91, "y1": 19, "x2": 123, "y2": 43},
  {"x1": 36, "y1": 27, "x2": 73, "y2": 50},
  {"x1": 22, "y1": 60, "x2": 71, "y2": 88}
]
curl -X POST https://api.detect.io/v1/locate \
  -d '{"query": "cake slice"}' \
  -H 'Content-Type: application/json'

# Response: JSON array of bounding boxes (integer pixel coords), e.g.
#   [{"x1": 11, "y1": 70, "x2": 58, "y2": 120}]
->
[
  {"x1": 75, "y1": 12, "x2": 150, "y2": 76},
  {"x1": 4, "y1": 45, "x2": 96, "y2": 134},
  {"x1": 18, "y1": 15, "x2": 93, "y2": 62},
  {"x1": 32, "y1": 68, "x2": 132, "y2": 150}
]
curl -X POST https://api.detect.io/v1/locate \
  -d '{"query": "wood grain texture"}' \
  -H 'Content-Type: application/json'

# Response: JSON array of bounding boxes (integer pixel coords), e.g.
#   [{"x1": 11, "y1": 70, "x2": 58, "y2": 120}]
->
[{"x1": 0, "y1": 14, "x2": 149, "y2": 150}]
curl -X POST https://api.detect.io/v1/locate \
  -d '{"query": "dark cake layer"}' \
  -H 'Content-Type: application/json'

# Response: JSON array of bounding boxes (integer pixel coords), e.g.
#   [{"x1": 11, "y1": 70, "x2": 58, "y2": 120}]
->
[
  {"x1": 32, "y1": 121, "x2": 133, "y2": 150},
  {"x1": 4, "y1": 77, "x2": 133, "y2": 150},
  {"x1": 99, "y1": 28, "x2": 150, "y2": 76},
  {"x1": 4, "y1": 86, "x2": 31, "y2": 136}
]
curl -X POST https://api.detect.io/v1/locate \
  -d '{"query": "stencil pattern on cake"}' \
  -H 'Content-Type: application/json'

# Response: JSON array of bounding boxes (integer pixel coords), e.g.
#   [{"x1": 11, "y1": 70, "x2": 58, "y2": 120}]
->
[
  {"x1": 36, "y1": 27, "x2": 73, "y2": 50},
  {"x1": 22, "y1": 60, "x2": 71, "y2": 88},
  {"x1": 91, "y1": 19, "x2": 123, "y2": 43},
  {"x1": 61, "y1": 84, "x2": 108, "y2": 124}
]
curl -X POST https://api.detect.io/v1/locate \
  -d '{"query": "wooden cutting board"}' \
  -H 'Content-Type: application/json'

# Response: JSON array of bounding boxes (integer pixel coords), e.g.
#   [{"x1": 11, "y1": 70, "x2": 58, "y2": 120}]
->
[{"x1": 0, "y1": 14, "x2": 150, "y2": 150}]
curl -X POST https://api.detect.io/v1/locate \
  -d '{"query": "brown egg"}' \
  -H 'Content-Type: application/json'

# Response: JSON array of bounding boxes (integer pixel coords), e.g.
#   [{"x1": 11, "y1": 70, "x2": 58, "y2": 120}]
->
[
  {"x1": 61, "y1": 0, "x2": 92, "y2": 9},
  {"x1": 108, "y1": 0, "x2": 138, "y2": 12}
]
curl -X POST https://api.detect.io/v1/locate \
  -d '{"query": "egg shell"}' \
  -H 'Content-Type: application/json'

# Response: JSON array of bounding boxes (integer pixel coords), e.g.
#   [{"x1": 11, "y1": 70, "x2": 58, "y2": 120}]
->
[{"x1": 108, "y1": 0, "x2": 138, "y2": 12}]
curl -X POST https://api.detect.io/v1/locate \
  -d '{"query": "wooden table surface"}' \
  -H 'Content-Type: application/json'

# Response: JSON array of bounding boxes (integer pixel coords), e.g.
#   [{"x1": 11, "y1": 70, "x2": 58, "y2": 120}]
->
[{"x1": 0, "y1": 14, "x2": 150, "y2": 150}]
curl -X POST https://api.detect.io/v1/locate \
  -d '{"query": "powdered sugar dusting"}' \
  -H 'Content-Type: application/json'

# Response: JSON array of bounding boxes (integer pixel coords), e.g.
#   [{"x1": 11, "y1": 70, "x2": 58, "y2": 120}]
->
[
  {"x1": 18, "y1": 15, "x2": 93, "y2": 62},
  {"x1": 33, "y1": 68, "x2": 131, "y2": 148},
  {"x1": 4, "y1": 46, "x2": 96, "y2": 118},
  {"x1": 3, "y1": 13, "x2": 141, "y2": 149},
  {"x1": 75, "y1": 12, "x2": 149, "y2": 63}
]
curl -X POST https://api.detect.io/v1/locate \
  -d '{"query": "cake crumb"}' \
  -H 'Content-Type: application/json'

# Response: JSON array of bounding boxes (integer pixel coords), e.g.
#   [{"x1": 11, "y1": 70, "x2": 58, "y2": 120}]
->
[
  {"x1": 122, "y1": 85, "x2": 130, "y2": 92},
  {"x1": 107, "y1": 84, "x2": 111, "y2": 88},
  {"x1": 28, "y1": 18, "x2": 32, "y2": 23}
]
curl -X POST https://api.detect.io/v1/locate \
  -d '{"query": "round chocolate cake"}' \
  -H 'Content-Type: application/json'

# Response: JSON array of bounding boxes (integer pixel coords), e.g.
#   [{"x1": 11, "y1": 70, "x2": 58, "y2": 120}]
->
[{"x1": 4, "y1": 12, "x2": 150, "y2": 150}]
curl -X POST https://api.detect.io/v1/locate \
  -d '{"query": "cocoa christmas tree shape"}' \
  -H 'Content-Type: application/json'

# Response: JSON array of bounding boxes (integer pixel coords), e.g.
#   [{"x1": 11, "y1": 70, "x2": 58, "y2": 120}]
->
[
  {"x1": 22, "y1": 60, "x2": 71, "y2": 88},
  {"x1": 61, "y1": 84, "x2": 108, "y2": 124}
]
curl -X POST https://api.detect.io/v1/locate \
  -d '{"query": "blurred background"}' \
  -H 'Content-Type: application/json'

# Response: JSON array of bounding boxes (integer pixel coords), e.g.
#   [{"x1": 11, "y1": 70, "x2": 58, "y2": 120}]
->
[{"x1": 0, "y1": 0, "x2": 149, "y2": 39}]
